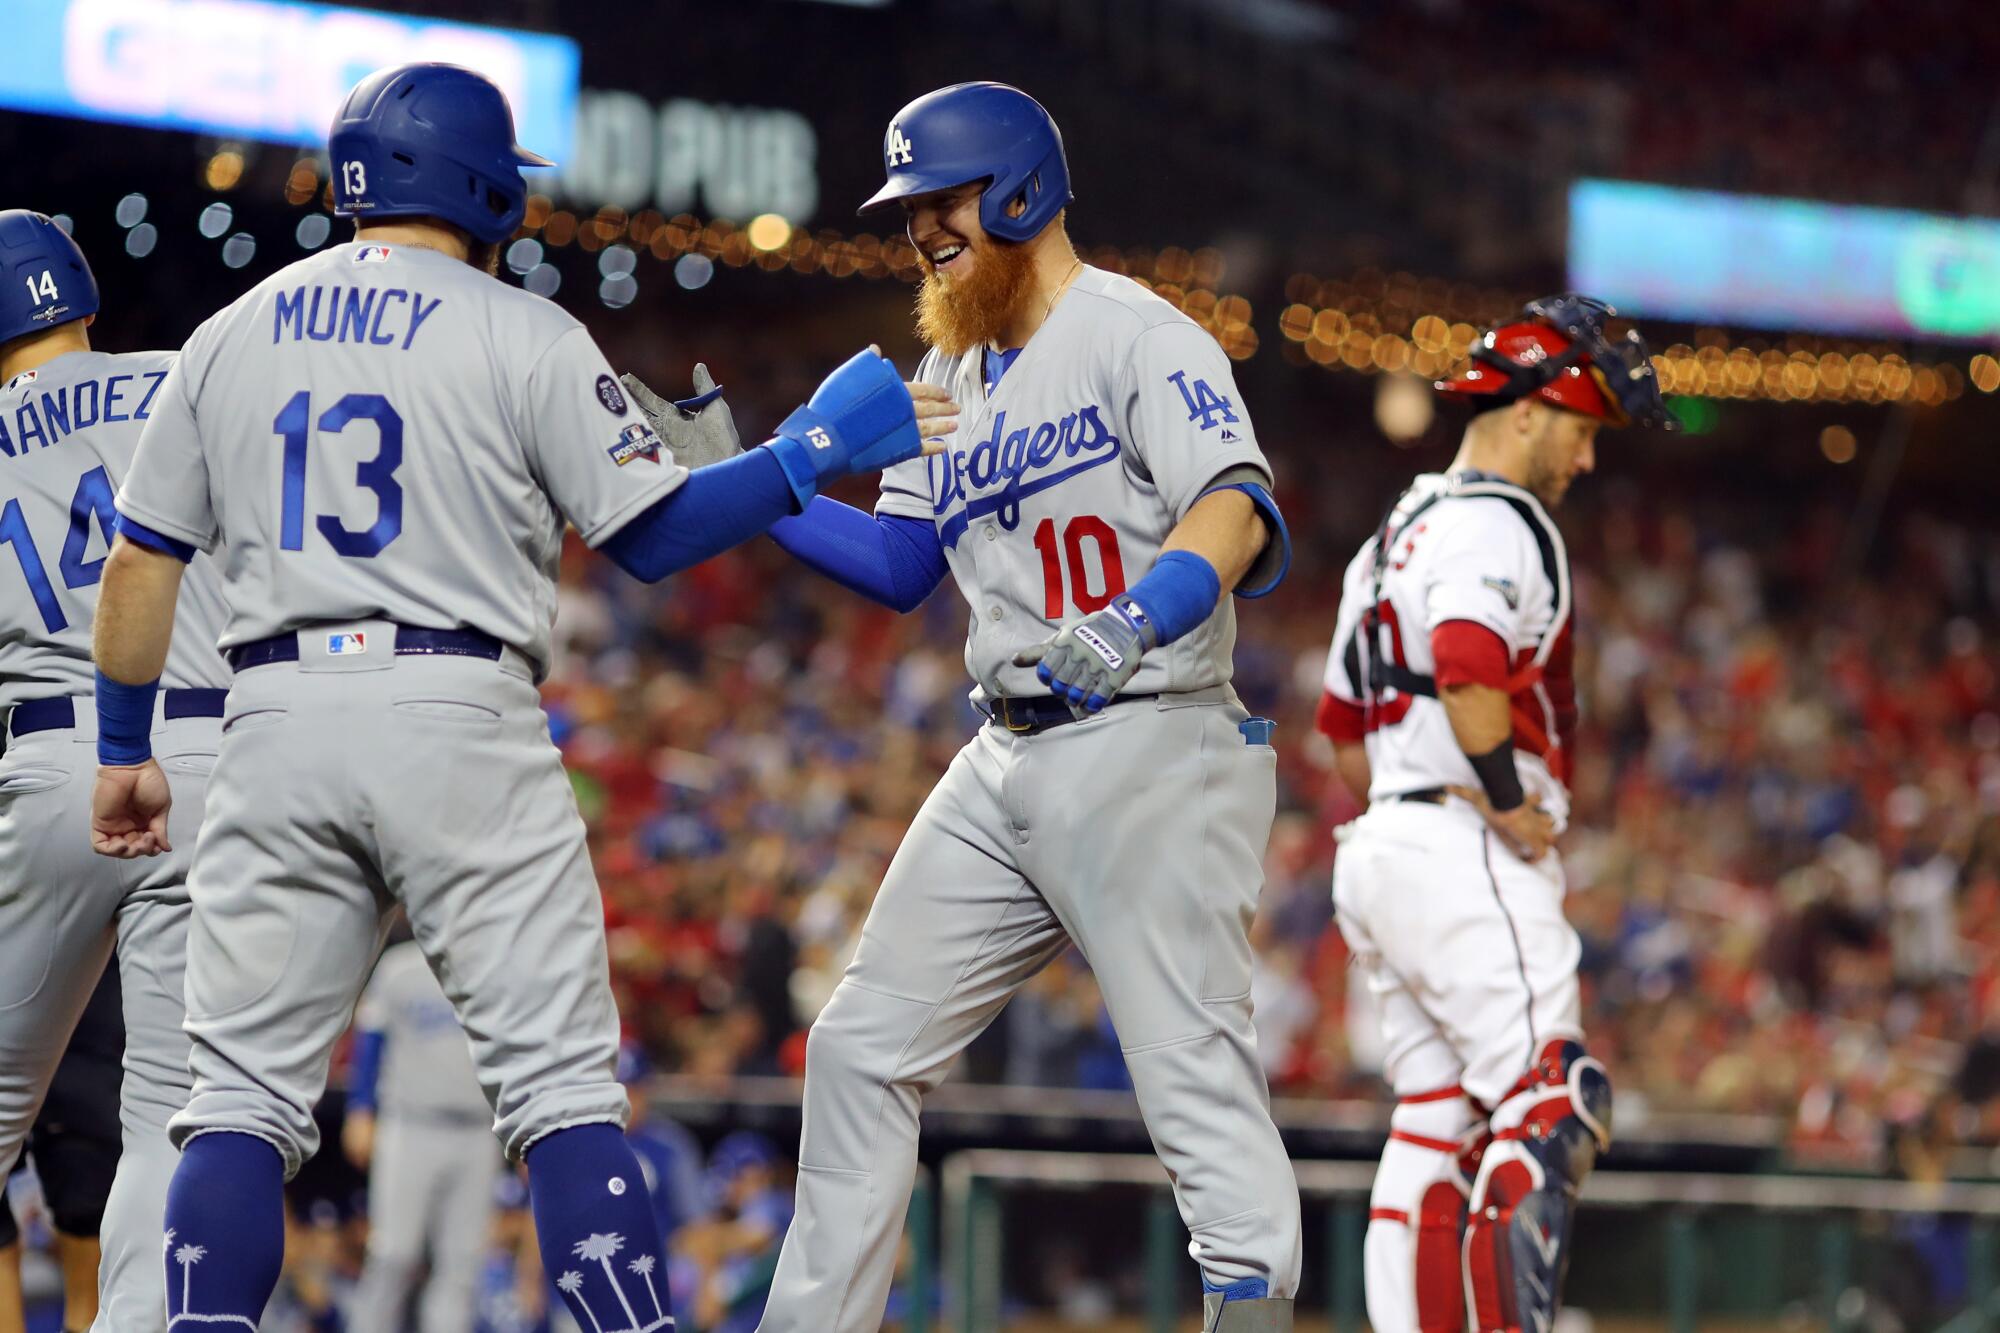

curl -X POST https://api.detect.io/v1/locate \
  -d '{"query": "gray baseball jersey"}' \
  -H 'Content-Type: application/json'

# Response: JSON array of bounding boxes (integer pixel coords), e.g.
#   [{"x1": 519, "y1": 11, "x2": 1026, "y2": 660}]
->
[
  {"x1": 0, "y1": 350, "x2": 230, "y2": 707},
  {"x1": 876, "y1": 267, "x2": 1273, "y2": 702},
  {"x1": 763, "y1": 268, "x2": 1302, "y2": 1331},
  {"x1": 353, "y1": 940, "x2": 488, "y2": 1122},
  {"x1": 0, "y1": 347, "x2": 232, "y2": 1332},
  {"x1": 117, "y1": 241, "x2": 688, "y2": 680}
]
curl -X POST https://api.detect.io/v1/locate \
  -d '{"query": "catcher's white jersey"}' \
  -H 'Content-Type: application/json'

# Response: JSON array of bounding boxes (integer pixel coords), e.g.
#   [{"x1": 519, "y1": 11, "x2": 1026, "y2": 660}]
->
[
  {"x1": 117, "y1": 241, "x2": 686, "y2": 680},
  {"x1": 876, "y1": 266, "x2": 1273, "y2": 701},
  {"x1": 1322, "y1": 470, "x2": 1577, "y2": 822},
  {"x1": 0, "y1": 350, "x2": 230, "y2": 709}
]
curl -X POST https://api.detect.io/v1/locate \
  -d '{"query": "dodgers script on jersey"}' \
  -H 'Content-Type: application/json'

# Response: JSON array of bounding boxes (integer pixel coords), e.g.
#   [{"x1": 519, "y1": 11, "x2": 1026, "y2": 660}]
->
[
  {"x1": 876, "y1": 267, "x2": 1272, "y2": 700},
  {"x1": 1322, "y1": 471, "x2": 1577, "y2": 824},
  {"x1": 116, "y1": 242, "x2": 688, "y2": 678},
  {"x1": 0, "y1": 350, "x2": 230, "y2": 708}
]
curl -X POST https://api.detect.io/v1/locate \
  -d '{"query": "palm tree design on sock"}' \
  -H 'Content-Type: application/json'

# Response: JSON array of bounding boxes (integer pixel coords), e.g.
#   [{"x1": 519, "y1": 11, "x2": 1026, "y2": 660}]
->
[
  {"x1": 629, "y1": 1254, "x2": 664, "y2": 1322},
  {"x1": 556, "y1": 1271, "x2": 603, "y2": 1333},
  {"x1": 173, "y1": 1243, "x2": 206, "y2": 1317},
  {"x1": 573, "y1": 1234, "x2": 646, "y2": 1331}
]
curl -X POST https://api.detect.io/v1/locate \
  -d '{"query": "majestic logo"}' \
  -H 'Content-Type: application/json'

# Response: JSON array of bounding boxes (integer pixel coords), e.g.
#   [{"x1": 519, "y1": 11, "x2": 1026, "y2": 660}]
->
[
  {"x1": 1073, "y1": 623, "x2": 1125, "y2": 670},
  {"x1": 353, "y1": 246, "x2": 393, "y2": 263},
  {"x1": 886, "y1": 123, "x2": 914, "y2": 166},
  {"x1": 326, "y1": 631, "x2": 368, "y2": 655},
  {"x1": 931, "y1": 404, "x2": 1123, "y2": 548},
  {"x1": 607, "y1": 421, "x2": 663, "y2": 466},
  {"x1": 1167, "y1": 369, "x2": 1239, "y2": 432},
  {"x1": 595, "y1": 374, "x2": 627, "y2": 415}
]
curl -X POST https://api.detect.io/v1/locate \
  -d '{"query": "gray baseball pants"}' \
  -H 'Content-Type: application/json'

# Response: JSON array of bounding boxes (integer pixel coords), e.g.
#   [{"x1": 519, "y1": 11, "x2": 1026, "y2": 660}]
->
[
  {"x1": 170, "y1": 628, "x2": 628, "y2": 1174},
  {"x1": 0, "y1": 706, "x2": 217, "y2": 1333},
  {"x1": 760, "y1": 692, "x2": 1301, "y2": 1332}
]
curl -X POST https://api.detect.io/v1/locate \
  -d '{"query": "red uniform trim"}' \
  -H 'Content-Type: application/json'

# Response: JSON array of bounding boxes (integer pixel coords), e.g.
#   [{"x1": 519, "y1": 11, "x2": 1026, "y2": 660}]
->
[
  {"x1": 1398, "y1": 1083, "x2": 1466, "y2": 1105},
  {"x1": 1431, "y1": 619, "x2": 1510, "y2": 689},
  {"x1": 1370, "y1": 1207, "x2": 1410, "y2": 1224},
  {"x1": 1315, "y1": 690, "x2": 1367, "y2": 743},
  {"x1": 1389, "y1": 1129, "x2": 1462, "y2": 1153}
]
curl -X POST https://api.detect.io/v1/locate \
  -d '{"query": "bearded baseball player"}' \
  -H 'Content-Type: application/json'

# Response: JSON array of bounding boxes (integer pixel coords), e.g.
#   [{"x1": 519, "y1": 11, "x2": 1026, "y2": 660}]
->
[
  {"x1": 1318, "y1": 296, "x2": 1674, "y2": 1333},
  {"x1": 0, "y1": 208, "x2": 233, "y2": 1333},
  {"x1": 85, "y1": 62, "x2": 922, "y2": 1332},
  {"x1": 630, "y1": 81, "x2": 1300, "y2": 1332}
]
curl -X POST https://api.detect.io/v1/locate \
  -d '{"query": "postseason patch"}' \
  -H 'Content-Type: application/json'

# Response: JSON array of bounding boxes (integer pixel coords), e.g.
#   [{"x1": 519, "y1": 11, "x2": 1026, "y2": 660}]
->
[
  {"x1": 595, "y1": 373, "x2": 627, "y2": 415},
  {"x1": 607, "y1": 421, "x2": 663, "y2": 466}
]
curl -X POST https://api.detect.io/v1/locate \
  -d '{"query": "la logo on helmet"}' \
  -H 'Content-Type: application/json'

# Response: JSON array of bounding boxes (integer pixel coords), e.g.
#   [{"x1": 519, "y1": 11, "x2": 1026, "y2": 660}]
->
[{"x1": 886, "y1": 124, "x2": 914, "y2": 166}]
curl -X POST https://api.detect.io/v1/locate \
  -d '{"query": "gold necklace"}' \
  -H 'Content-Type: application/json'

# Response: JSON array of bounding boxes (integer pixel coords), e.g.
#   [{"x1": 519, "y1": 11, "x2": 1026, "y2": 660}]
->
[{"x1": 1041, "y1": 258, "x2": 1083, "y2": 329}]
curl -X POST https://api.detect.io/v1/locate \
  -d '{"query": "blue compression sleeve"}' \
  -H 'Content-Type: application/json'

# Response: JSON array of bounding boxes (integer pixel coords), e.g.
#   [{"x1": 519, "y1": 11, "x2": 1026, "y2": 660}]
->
[
  {"x1": 1125, "y1": 550, "x2": 1222, "y2": 646},
  {"x1": 347, "y1": 1030, "x2": 385, "y2": 1114},
  {"x1": 95, "y1": 670, "x2": 159, "y2": 766},
  {"x1": 599, "y1": 446, "x2": 798, "y2": 583},
  {"x1": 769, "y1": 499, "x2": 948, "y2": 613}
]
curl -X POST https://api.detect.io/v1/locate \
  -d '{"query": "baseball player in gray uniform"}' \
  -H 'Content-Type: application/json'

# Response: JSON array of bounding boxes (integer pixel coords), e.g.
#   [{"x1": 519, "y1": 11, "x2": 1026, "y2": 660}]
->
[
  {"x1": 0, "y1": 209, "x2": 232, "y2": 1333},
  {"x1": 635, "y1": 82, "x2": 1301, "y2": 1332},
  {"x1": 84, "y1": 63, "x2": 922, "y2": 1332},
  {"x1": 345, "y1": 939, "x2": 501, "y2": 1333}
]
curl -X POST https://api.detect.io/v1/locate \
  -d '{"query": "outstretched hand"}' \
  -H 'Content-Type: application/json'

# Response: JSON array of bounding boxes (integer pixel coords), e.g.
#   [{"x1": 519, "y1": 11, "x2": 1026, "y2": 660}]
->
[{"x1": 620, "y1": 363, "x2": 743, "y2": 470}]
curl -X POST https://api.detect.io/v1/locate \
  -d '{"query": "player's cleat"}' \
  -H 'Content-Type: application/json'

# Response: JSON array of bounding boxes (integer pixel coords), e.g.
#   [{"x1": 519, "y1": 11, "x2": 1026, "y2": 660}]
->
[{"x1": 1202, "y1": 1282, "x2": 1294, "y2": 1332}]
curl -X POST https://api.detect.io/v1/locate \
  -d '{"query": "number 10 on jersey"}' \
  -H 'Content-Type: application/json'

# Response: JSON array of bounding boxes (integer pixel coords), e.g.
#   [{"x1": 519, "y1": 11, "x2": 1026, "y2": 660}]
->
[{"x1": 1032, "y1": 515, "x2": 1125, "y2": 618}]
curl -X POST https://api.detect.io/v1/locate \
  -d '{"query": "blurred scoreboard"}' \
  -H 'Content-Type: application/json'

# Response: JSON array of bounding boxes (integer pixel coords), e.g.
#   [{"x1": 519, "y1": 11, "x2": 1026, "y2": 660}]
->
[
  {"x1": 1569, "y1": 178, "x2": 2000, "y2": 341},
  {"x1": 0, "y1": 0, "x2": 578, "y2": 161}
]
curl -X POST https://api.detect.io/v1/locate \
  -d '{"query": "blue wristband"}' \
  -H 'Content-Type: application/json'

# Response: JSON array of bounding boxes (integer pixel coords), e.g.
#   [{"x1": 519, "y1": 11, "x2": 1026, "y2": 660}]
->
[
  {"x1": 95, "y1": 670, "x2": 160, "y2": 766},
  {"x1": 1122, "y1": 550, "x2": 1222, "y2": 647}
]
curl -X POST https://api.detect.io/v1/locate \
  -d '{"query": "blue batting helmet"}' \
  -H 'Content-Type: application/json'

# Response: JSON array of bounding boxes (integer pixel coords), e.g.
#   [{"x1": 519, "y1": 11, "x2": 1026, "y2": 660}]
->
[
  {"x1": 328, "y1": 63, "x2": 553, "y2": 246},
  {"x1": 858, "y1": 82, "x2": 1071, "y2": 244},
  {"x1": 0, "y1": 211, "x2": 98, "y2": 347}
]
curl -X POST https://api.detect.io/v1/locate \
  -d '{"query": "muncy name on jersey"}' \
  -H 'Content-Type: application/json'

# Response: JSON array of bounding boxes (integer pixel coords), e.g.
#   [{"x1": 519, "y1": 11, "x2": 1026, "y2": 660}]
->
[
  {"x1": 932, "y1": 403, "x2": 1121, "y2": 547},
  {"x1": 0, "y1": 370, "x2": 166, "y2": 457},
  {"x1": 272, "y1": 284, "x2": 444, "y2": 350}
]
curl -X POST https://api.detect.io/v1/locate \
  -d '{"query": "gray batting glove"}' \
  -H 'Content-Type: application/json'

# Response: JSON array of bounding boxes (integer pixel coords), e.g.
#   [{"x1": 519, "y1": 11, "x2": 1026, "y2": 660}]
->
[
  {"x1": 620, "y1": 364, "x2": 743, "y2": 470},
  {"x1": 1011, "y1": 593, "x2": 1161, "y2": 719}
]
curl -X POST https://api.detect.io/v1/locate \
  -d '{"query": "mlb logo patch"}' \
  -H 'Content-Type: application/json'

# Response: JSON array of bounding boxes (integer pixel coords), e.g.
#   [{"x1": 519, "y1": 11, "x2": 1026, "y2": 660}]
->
[
  {"x1": 353, "y1": 246, "x2": 393, "y2": 264},
  {"x1": 326, "y1": 631, "x2": 368, "y2": 655},
  {"x1": 607, "y1": 421, "x2": 664, "y2": 466},
  {"x1": 4, "y1": 369, "x2": 37, "y2": 392}
]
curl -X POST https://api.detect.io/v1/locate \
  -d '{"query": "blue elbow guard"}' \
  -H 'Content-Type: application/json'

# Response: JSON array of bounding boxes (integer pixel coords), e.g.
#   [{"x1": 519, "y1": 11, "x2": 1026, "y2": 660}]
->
[{"x1": 1210, "y1": 482, "x2": 1290, "y2": 598}]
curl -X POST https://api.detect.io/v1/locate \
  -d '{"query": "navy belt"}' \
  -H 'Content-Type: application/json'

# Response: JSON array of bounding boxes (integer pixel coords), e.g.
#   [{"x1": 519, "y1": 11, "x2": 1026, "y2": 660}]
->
[
  {"x1": 985, "y1": 692, "x2": 1160, "y2": 736},
  {"x1": 9, "y1": 689, "x2": 228, "y2": 739},
  {"x1": 227, "y1": 625, "x2": 504, "y2": 672},
  {"x1": 1386, "y1": 787, "x2": 1448, "y2": 805}
]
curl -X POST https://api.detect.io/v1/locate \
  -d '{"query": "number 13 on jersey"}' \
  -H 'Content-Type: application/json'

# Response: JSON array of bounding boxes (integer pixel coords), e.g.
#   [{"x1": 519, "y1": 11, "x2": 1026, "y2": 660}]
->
[{"x1": 272, "y1": 390, "x2": 404, "y2": 557}]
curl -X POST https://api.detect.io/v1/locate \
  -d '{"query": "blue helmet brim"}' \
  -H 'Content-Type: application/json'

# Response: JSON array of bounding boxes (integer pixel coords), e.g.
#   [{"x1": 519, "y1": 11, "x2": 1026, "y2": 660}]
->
[{"x1": 857, "y1": 171, "x2": 990, "y2": 217}]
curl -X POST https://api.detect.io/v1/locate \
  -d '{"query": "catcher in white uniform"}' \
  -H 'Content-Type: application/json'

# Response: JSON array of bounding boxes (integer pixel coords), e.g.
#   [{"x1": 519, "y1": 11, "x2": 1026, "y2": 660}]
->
[{"x1": 1318, "y1": 297, "x2": 1675, "y2": 1333}]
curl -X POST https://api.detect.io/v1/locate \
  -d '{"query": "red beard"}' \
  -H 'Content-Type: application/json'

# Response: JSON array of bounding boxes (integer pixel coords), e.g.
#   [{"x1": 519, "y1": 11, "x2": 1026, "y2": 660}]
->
[{"x1": 914, "y1": 236, "x2": 1037, "y2": 357}]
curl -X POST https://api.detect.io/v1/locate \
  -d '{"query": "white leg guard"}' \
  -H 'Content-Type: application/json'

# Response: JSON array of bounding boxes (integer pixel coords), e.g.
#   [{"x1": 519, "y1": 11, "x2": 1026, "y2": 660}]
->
[{"x1": 1365, "y1": 1084, "x2": 1485, "y2": 1333}]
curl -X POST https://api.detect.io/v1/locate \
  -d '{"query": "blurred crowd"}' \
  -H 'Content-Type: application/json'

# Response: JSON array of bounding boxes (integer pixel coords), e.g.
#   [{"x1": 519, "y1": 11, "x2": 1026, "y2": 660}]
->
[{"x1": 533, "y1": 443, "x2": 2000, "y2": 1172}]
